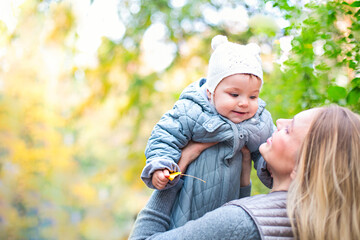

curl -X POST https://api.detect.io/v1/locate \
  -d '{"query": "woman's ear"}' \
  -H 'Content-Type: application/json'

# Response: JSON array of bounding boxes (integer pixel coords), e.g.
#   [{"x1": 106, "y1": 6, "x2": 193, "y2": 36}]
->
[{"x1": 290, "y1": 169, "x2": 297, "y2": 180}]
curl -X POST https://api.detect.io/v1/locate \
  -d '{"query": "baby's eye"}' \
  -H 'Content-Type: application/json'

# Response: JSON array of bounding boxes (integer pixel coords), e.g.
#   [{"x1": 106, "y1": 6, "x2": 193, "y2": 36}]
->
[
  {"x1": 250, "y1": 96, "x2": 257, "y2": 99},
  {"x1": 230, "y1": 93, "x2": 238, "y2": 97}
]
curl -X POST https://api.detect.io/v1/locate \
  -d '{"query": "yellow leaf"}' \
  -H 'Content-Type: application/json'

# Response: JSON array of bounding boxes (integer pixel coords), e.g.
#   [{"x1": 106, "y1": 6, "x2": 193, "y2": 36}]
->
[
  {"x1": 167, "y1": 171, "x2": 206, "y2": 183},
  {"x1": 168, "y1": 172, "x2": 181, "y2": 181}
]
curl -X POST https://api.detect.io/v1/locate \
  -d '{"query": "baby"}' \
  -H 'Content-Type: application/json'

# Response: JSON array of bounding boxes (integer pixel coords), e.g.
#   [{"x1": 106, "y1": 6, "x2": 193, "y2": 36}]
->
[{"x1": 141, "y1": 35, "x2": 275, "y2": 228}]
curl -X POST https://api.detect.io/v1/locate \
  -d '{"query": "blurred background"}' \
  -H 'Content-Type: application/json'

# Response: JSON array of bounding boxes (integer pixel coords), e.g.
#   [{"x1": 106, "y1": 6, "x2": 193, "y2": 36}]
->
[{"x1": 0, "y1": 0, "x2": 359, "y2": 239}]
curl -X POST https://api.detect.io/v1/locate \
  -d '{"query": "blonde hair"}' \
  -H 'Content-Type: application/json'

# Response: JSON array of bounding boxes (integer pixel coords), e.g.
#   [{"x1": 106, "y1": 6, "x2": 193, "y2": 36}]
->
[{"x1": 287, "y1": 105, "x2": 360, "y2": 240}]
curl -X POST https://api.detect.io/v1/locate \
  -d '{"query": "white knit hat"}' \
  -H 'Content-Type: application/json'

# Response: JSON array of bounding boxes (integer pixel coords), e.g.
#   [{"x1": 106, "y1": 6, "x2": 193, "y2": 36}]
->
[{"x1": 206, "y1": 35, "x2": 263, "y2": 93}]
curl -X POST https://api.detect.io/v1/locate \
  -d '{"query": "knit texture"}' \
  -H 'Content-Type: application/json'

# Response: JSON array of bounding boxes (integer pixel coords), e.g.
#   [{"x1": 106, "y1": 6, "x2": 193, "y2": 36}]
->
[
  {"x1": 206, "y1": 35, "x2": 263, "y2": 93},
  {"x1": 129, "y1": 180, "x2": 261, "y2": 240}
]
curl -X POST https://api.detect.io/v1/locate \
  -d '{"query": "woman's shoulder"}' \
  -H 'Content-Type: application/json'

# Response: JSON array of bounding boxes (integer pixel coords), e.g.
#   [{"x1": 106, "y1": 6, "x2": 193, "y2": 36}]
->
[
  {"x1": 209, "y1": 205, "x2": 261, "y2": 239},
  {"x1": 225, "y1": 192, "x2": 292, "y2": 240}
]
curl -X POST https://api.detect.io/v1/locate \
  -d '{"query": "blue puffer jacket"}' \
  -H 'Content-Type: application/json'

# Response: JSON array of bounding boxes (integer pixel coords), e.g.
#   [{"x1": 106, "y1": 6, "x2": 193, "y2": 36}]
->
[{"x1": 141, "y1": 79, "x2": 275, "y2": 228}]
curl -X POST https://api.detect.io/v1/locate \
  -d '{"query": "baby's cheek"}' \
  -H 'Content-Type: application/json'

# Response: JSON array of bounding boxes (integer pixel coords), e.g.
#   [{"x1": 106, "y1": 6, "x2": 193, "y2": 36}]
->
[{"x1": 250, "y1": 103, "x2": 259, "y2": 115}]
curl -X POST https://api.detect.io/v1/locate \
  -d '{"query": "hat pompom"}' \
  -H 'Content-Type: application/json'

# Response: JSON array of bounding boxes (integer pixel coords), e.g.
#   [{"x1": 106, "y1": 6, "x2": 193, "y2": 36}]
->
[
  {"x1": 246, "y1": 43, "x2": 261, "y2": 55},
  {"x1": 211, "y1": 35, "x2": 228, "y2": 50}
]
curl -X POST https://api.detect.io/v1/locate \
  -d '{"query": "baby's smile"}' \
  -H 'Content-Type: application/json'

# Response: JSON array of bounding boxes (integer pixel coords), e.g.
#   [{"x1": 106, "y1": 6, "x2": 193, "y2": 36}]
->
[{"x1": 232, "y1": 110, "x2": 248, "y2": 115}]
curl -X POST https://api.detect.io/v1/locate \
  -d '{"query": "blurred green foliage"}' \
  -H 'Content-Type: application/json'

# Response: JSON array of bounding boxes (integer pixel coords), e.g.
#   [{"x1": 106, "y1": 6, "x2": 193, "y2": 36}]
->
[
  {"x1": 267, "y1": 0, "x2": 360, "y2": 114},
  {"x1": 0, "y1": 0, "x2": 359, "y2": 239}
]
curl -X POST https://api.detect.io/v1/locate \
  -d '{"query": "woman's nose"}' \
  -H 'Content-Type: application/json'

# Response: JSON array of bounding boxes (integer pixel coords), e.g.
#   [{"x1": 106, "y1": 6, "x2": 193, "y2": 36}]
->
[
  {"x1": 276, "y1": 119, "x2": 288, "y2": 130},
  {"x1": 276, "y1": 118, "x2": 292, "y2": 131}
]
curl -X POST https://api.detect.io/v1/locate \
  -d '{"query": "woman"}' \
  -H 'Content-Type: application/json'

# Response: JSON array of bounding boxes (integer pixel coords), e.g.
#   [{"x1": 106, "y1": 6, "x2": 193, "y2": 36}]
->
[
  {"x1": 287, "y1": 106, "x2": 360, "y2": 239},
  {"x1": 130, "y1": 106, "x2": 360, "y2": 240}
]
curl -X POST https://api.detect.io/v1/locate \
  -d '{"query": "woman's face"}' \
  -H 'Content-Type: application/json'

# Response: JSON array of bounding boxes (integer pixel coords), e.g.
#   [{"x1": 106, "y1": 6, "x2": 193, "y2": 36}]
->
[{"x1": 259, "y1": 109, "x2": 318, "y2": 177}]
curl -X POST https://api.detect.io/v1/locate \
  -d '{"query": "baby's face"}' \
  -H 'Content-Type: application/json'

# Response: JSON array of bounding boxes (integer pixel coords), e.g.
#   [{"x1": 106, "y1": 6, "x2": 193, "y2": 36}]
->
[{"x1": 208, "y1": 74, "x2": 261, "y2": 124}]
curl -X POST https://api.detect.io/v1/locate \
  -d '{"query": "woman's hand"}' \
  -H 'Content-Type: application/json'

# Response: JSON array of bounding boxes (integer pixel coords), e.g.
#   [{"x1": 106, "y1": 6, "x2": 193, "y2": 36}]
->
[
  {"x1": 240, "y1": 146, "x2": 251, "y2": 187},
  {"x1": 178, "y1": 141, "x2": 218, "y2": 173}
]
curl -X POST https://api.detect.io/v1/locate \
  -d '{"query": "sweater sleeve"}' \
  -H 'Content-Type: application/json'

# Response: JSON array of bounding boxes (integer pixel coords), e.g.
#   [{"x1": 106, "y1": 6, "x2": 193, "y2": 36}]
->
[
  {"x1": 141, "y1": 99, "x2": 198, "y2": 189},
  {"x1": 129, "y1": 180, "x2": 260, "y2": 240},
  {"x1": 239, "y1": 181, "x2": 252, "y2": 198},
  {"x1": 129, "y1": 180, "x2": 184, "y2": 240}
]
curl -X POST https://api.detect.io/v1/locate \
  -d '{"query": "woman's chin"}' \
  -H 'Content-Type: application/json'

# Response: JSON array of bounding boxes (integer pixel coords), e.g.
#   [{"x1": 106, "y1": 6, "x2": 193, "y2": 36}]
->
[{"x1": 259, "y1": 143, "x2": 267, "y2": 156}]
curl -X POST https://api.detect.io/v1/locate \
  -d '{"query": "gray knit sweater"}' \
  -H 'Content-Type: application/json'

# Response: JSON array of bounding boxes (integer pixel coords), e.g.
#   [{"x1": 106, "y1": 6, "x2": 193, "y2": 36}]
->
[{"x1": 129, "y1": 180, "x2": 260, "y2": 240}]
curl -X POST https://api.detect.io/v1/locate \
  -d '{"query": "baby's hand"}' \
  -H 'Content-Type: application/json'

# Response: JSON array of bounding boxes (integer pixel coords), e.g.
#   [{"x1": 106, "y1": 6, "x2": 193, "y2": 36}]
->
[{"x1": 152, "y1": 169, "x2": 170, "y2": 190}]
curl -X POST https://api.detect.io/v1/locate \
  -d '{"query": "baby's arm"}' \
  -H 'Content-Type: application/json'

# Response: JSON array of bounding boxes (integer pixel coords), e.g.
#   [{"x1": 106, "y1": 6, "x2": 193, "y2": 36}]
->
[
  {"x1": 254, "y1": 108, "x2": 276, "y2": 189},
  {"x1": 150, "y1": 141, "x2": 217, "y2": 190},
  {"x1": 143, "y1": 93, "x2": 231, "y2": 190},
  {"x1": 142, "y1": 102, "x2": 198, "y2": 189}
]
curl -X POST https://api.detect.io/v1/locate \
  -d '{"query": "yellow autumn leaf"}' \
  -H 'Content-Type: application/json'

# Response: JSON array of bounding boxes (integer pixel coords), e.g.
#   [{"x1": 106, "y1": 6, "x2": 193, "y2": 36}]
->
[
  {"x1": 167, "y1": 171, "x2": 206, "y2": 183},
  {"x1": 168, "y1": 172, "x2": 181, "y2": 181}
]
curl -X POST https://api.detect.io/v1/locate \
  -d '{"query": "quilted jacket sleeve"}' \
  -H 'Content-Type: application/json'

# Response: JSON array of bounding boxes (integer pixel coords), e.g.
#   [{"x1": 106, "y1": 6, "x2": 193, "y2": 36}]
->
[
  {"x1": 141, "y1": 99, "x2": 199, "y2": 189},
  {"x1": 252, "y1": 109, "x2": 276, "y2": 189},
  {"x1": 256, "y1": 157, "x2": 273, "y2": 189}
]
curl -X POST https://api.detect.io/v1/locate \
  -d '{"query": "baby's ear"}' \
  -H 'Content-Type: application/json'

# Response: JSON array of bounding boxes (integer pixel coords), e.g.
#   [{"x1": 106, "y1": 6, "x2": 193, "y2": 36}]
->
[{"x1": 206, "y1": 89, "x2": 212, "y2": 100}]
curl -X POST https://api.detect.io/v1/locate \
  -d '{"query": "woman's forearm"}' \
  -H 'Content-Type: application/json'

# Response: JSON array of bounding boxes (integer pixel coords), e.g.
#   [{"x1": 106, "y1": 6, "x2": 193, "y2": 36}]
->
[
  {"x1": 240, "y1": 163, "x2": 251, "y2": 187},
  {"x1": 240, "y1": 146, "x2": 251, "y2": 187},
  {"x1": 178, "y1": 141, "x2": 218, "y2": 173}
]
